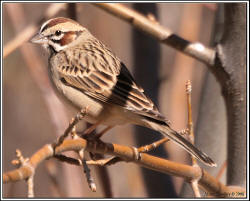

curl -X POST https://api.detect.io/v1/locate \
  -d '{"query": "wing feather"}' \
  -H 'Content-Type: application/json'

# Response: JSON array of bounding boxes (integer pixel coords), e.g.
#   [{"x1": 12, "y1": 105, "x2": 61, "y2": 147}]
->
[{"x1": 56, "y1": 44, "x2": 168, "y2": 123}]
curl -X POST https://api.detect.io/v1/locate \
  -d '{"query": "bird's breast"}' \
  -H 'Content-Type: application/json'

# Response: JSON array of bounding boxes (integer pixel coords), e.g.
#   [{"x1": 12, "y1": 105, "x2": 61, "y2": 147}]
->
[{"x1": 48, "y1": 59, "x2": 130, "y2": 126}]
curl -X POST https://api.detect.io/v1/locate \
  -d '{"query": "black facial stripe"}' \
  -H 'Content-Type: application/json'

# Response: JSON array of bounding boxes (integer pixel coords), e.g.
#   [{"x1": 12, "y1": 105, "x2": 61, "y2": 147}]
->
[
  {"x1": 47, "y1": 30, "x2": 83, "y2": 46},
  {"x1": 50, "y1": 33, "x2": 64, "y2": 40},
  {"x1": 51, "y1": 39, "x2": 61, "y2": 44},
  {"x1": 48, "y1": 45, "x2": 57, "y2": 54}
]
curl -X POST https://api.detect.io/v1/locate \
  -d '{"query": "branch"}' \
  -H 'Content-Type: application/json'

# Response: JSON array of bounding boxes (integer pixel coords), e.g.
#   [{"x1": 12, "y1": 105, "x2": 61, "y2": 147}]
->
[
  {"x1": 213, "y1": 3, "x2": 246, "y2": 187},
  {"x1": 56, "y1": 138, "x2": 169, "y2": 167},
  {"x1": 3, "y1": 138, "x2": 244, "y2": 198},
  {"x1": 94, "y1": 3, "x2": 215, "y2": 66}
]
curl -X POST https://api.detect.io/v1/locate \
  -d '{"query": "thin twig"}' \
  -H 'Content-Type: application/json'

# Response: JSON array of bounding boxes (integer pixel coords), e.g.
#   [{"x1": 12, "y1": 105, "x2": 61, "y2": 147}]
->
[
  {"x1": 54, "y1": 108, "x2": 88, "y2": 148},
  {"x1": 191, "y1": 179, "x2": 200, "y2": 198},
  {"x1": 186, "y1": 80, "x2": 201, "y2": 197},
  {"x1": 3, "y1": 25, "x2": 37, "y2": 58},
  {"x1": 27, "y1": 175, "x2": 34, "y2": 198},
  {"x1": 94, "y1": 3, "x2": 215, "y2": 66},
  {"x1": 138, "y1": 138, "x2": 169, "y2": 153},
  {"x1": 13, "y1": 149, "x2": 28, "y2": 166},
  {"x1": 186, "y1": 80, "x2": 197, "y2": 165},
  {"x1": 13, "y1": 149, "x2": 35, "y2": 197},
  {"x1": 216, "y1": 160, "x2": 227, "y2": 181}
]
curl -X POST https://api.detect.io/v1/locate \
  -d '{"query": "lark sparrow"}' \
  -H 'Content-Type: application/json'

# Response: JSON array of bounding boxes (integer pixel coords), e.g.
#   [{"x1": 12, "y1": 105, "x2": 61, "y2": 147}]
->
[{"x1": 30, "y1": 17, "x2": 216, "y2": 167}]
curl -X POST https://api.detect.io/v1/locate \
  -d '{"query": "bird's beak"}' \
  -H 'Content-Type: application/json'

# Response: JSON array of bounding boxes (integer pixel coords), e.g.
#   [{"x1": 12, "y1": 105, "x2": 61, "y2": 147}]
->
[{"x1": 30, "y1": 33, "x2": 48, "y2": 44}]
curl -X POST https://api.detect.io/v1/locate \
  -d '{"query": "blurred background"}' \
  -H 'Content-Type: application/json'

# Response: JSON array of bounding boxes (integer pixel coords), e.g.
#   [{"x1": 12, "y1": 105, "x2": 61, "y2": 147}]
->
[{"x1": 2, "y1": 3, "x2": 227, "y2": 198}]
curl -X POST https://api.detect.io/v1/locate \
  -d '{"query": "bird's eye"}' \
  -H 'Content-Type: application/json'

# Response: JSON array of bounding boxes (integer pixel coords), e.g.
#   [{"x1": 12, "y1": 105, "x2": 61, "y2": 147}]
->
[{"x1": 55, "y1": 30, "x2": 62, "y2": 36}]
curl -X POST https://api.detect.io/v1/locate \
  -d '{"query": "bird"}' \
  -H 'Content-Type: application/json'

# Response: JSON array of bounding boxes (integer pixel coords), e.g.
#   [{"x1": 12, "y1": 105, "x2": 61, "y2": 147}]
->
[{"x1": 30, "y1": 17, "x2": 216, "y2": 167}]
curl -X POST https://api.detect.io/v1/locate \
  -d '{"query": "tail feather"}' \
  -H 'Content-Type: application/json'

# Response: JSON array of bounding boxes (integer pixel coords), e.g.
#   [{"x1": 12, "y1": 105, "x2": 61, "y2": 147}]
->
[{"x1": 146, "y1": 121, "x2": 217, "y2": 167}]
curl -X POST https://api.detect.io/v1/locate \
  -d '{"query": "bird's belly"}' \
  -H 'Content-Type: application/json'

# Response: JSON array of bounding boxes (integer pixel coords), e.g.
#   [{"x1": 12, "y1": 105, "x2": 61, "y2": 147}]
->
[
  {"x1": 54, "y1": 81, "x2": 103, "y2": 122},
  {"x1": 50, "y1": 75, "x2": 130, "y2": 126}
]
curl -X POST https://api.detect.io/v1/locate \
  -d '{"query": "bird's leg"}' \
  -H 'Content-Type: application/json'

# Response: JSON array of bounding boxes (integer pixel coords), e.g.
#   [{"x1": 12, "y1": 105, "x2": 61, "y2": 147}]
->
[
  {"x1": 95, "y1": 126, "x2": 113, "y2": 138},
  {"x1": 81, "y1": 119, "x2": 113, "y2": 140},
  {"x1": 83, "y1": 122, "x2": 102, "y2": 135},
  {"x1": 82, "y1": 125, "x2": 114, "y2": 161},
  {"x1": 82, "y1": 124, "x2": 113, "y2": 141}
]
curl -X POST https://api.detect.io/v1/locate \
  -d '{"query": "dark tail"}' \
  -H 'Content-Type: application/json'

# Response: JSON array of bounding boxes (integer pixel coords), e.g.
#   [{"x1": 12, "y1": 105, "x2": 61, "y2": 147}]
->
[{"x1": 146, "y1": 121, "x2": 217, "y2": 167}]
